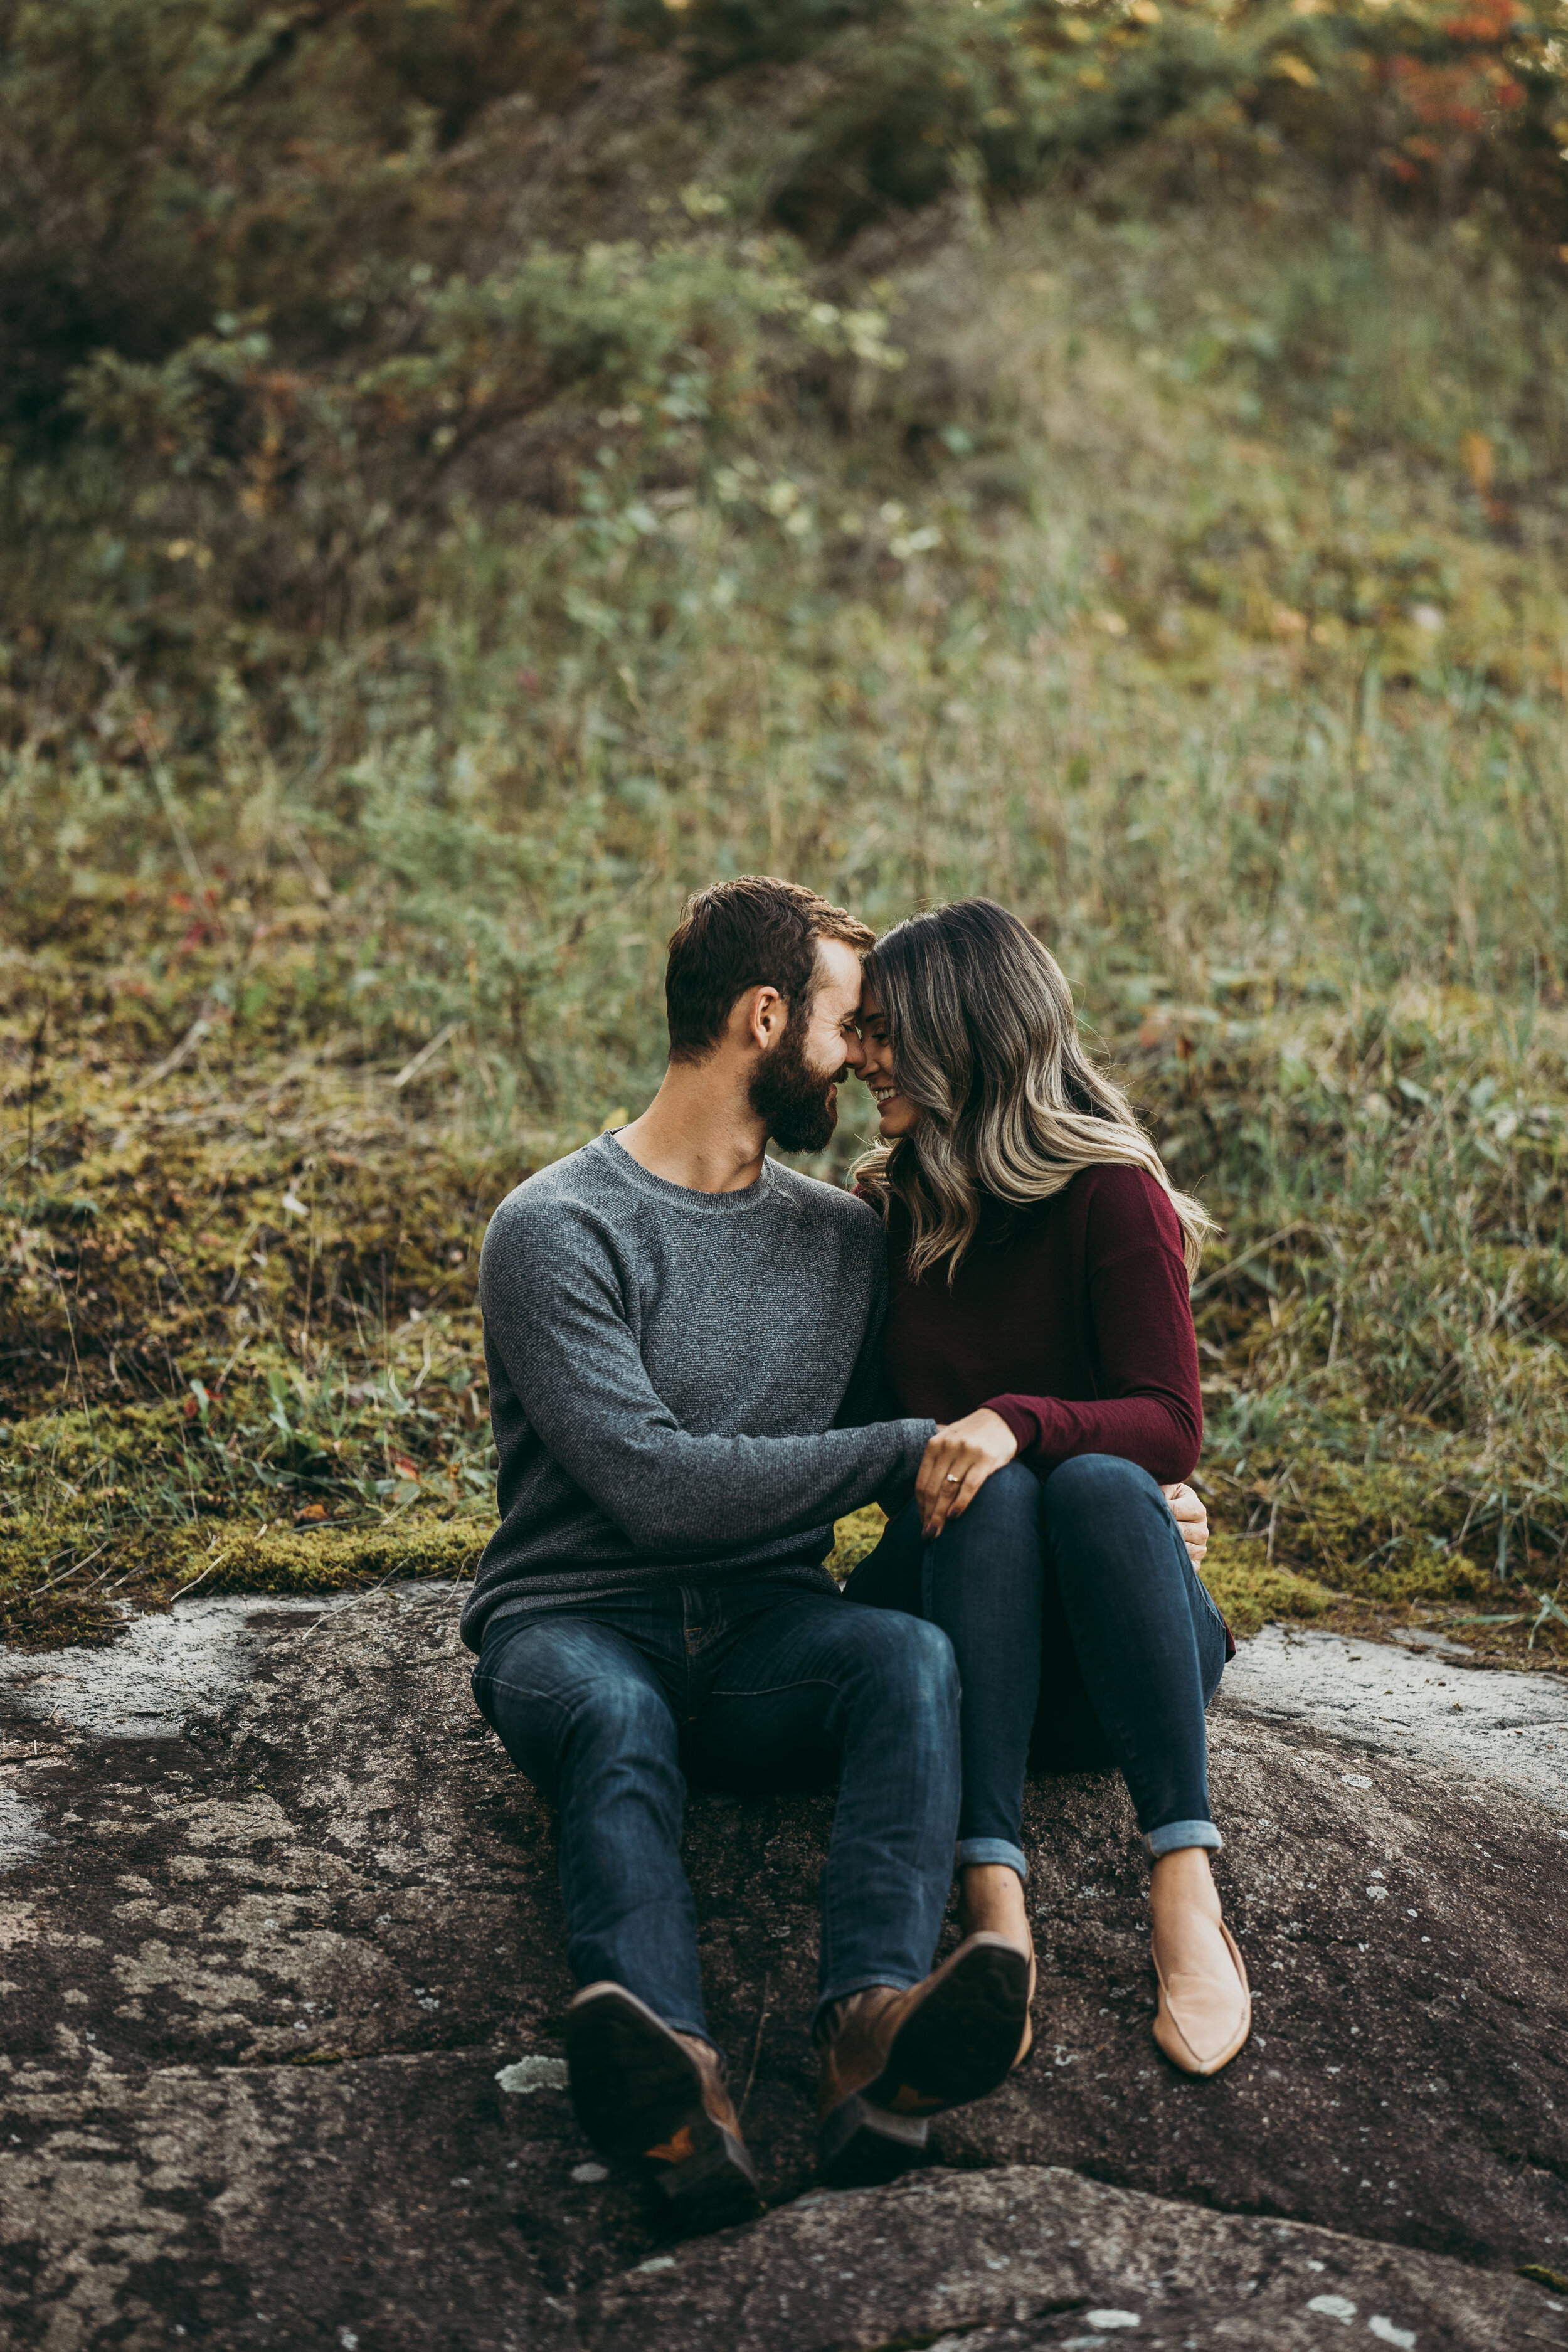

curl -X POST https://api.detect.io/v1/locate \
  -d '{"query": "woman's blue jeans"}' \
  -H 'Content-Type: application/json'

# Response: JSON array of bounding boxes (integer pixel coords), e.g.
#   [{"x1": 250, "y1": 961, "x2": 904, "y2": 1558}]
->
[{"x1": 844, "y1": 1455, "x2": 1229, "y2": 1880}]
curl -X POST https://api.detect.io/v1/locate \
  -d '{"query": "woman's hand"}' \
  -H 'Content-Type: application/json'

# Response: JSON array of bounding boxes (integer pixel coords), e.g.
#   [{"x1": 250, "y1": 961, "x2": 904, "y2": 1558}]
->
[
  {"x1": 916, "y1": 1409, "x2": 1019, "y2": 1540},
  {"x1": 915, "y1": 1426, "x2": 1211, "y2": 1557},
  {"x1": 1163, "y1": 1481, "x2": 1209, "y2": 1567}
]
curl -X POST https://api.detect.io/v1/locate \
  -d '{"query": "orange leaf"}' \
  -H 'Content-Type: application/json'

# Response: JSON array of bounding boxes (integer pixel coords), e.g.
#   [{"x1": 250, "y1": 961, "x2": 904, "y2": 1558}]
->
[{"x1": 1460, "y1": 431, "x2": 1493, "y2": 495}]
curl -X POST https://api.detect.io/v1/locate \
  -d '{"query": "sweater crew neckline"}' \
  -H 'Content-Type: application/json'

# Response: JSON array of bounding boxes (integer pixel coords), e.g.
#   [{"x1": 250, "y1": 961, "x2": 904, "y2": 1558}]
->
[{"x1": 596, "y1": 1128, "x2": 782, "y2": 1214}]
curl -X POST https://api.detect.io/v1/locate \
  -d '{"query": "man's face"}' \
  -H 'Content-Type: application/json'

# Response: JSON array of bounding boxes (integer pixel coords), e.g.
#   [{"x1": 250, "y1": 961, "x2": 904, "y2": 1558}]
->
[{"x1": 748, "y1": 938, "x2": 865, "y2": 1154}]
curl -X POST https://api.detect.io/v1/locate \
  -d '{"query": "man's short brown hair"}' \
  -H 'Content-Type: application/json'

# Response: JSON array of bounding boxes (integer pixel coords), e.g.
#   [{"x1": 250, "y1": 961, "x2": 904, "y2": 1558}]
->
[{"x1": 664, "y1": 876, "x2": 874, "y2": 1064}]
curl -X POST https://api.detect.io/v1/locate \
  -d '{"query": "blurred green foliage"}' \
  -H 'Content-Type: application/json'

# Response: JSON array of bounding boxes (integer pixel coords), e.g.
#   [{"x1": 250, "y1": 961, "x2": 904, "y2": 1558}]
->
[{"x1": 3, "y1": 0, "x2": 1567, "y2": 1658}]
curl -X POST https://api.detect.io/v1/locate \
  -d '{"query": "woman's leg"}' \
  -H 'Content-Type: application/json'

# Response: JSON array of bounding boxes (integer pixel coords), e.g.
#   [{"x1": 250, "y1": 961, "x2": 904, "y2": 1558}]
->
[
  {"x1": 1040, "y1": 1454, "x2": 1247, "y2": 2072},
  {"x1": 849, "y1": 1465, "x2": 1047, "y2": 1884},
  {"x1": 1040, "y1": 1453, "x2": 1226, "y2": 1853},
  {"x1": 847, "y1": 1468, "x2": 1046, "y2": 1976}
]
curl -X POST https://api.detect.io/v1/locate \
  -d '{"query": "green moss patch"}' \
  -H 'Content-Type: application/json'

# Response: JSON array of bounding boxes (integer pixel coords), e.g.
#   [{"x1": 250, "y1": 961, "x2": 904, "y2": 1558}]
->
[
  {"x1": 826, "y1": 1505, "x2": 888, "y2": 1582},
  {"x1": 1199, "y1": 1540, "x2": 1340, "y2": 1642}
]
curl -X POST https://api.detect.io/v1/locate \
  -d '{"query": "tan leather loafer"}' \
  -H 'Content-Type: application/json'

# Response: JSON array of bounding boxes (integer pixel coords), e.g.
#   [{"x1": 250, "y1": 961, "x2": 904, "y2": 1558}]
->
[
  {"x1": 565, "y1": 1982, "x2": 760, "y2": 2221},
  {"x1": 1152, "y1": 1918, "x2": 1252, "y2": 2077},
  {"x1": 817, "y1": 1931, "x2": 1029, "y2": 2181},
  {"x1": 1014, "y1": 1941, "x2": 1037, "y2": 2072}
]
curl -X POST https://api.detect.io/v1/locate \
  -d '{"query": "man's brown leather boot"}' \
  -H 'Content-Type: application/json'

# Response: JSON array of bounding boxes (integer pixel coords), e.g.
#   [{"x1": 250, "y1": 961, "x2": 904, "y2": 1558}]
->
[
  {"x1": 815, "y1": 1931, "x2": 1029, "y2": 2182},
  {"x1": 565, "y1": 1982, "x2": 760, "y2": 2223}
]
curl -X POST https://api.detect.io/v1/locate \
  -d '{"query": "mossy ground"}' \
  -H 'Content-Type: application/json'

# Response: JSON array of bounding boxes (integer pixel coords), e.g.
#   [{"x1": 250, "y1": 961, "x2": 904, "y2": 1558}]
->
[{"x1": 7, "y1": 885, "x2": 1567, "y2": 1669}]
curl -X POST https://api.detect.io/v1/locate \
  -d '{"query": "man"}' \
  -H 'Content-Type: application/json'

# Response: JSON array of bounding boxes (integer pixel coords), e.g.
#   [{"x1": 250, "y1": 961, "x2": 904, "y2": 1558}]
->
[{"x1": 464, "y1": 876, "x2": 1209, "y2": 2220}]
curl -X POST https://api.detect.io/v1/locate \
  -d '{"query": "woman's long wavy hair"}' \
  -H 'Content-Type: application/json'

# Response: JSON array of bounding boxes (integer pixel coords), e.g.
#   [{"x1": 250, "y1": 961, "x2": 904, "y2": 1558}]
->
[{"x1": 854, "y1": 899, "x2": 1216, "y2": 1284}]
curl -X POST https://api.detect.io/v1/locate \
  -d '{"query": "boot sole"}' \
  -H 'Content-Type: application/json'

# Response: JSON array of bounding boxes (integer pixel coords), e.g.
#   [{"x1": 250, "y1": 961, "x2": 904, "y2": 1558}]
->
[
  {"x1": 869, "y1": 1934, "x2": 1030, "y2": 2114},
  {"x1": 815, "y1": 1936, "x2": 1030, "y2": 2185},
  {"x1": 817, "y1": 2092, "x2": 930, "y2": 2187},
  {"x1": 564, "y1": 1984, "x2": 761, "y2": 2223},
  {"x1": 652, "y1": 2121, "x2": 761, "y2": 2221}
]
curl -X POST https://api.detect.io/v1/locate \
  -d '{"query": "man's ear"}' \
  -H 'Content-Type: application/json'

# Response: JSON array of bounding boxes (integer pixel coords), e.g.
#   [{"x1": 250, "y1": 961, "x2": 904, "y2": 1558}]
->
[{"x1": 735, "y1": 985, "x2": 787, "y2": 1054}]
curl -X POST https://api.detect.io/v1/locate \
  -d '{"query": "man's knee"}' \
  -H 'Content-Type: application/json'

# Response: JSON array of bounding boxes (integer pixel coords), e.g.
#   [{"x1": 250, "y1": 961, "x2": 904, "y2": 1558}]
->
[
  {"x1": 560, "y1": 1670, "x2": 676, "y2": 1771},
  {"x1": 476, "y1": 1621, "x2": 676, "y2": 1776},
  {"x1": 843, "y1": 1608, "x2": 959, "y2": 1724}
]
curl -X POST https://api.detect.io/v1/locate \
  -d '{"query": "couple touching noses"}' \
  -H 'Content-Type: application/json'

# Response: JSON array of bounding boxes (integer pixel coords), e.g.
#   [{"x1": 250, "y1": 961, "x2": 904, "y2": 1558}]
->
[{"x1": 464, "y1": 876, "x2": 1250, "y2": 2227}]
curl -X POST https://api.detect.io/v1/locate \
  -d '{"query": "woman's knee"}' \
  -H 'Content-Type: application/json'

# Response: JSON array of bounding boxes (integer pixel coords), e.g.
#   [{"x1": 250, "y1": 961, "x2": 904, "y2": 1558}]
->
[
  {"x1": 842, "y1": 1498, "x2": 925, "y2": 1613},
  {"x1": 944, "y1": 1459, "x2": 1045, "y2": 1540},
  {"x1": 1043, "y1": 1451, "x2": 1165, "y2": 1532}
]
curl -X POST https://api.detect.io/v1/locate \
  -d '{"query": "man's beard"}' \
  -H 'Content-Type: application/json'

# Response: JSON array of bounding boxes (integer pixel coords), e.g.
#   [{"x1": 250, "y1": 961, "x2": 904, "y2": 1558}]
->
[{"x1": 748, "y1": 1019, "x2": 841, "y2": 1153}]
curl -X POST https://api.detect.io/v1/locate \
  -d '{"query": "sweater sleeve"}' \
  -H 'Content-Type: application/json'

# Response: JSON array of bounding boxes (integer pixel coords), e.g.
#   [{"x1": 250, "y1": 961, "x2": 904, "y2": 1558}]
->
[
  {"x1": 983, "y1": 1169, "x2": 1203, "y2": 1483},
  {"x1": 832, "y1": 1244, "x2": 893, "y2": 1430},
  {"x1": 480, "y1": 1196, "x2": 935, "y2": 1555}
]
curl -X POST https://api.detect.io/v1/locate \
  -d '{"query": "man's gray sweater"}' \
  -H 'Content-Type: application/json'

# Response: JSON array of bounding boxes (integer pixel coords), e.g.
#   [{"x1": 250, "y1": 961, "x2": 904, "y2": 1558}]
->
[{"x1": 458, "y1": 1132, "x2": 936, "y2": 1651}]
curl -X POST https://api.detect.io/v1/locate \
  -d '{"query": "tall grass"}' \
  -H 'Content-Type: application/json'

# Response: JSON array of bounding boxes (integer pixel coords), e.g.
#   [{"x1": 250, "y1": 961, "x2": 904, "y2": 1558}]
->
[{"x1": 4, "y1": 90, "x2": 1567, "y2": 1656}]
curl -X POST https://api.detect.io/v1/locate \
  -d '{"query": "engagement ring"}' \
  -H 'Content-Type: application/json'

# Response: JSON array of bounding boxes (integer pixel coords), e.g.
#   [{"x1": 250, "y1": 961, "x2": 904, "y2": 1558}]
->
[{"x1": 945, "y1": 1473, "x2": 961, "y2": 1484}]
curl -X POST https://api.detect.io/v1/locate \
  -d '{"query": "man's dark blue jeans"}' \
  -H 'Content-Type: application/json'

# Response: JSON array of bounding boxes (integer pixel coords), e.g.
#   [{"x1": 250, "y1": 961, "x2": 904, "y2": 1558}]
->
[
  {"x1": 845, "y1": 1455, "x2": 1229, "y2": 1880},
  {"x1": 472, "y1": 1578, "x2": 961, "y2": 2047}
]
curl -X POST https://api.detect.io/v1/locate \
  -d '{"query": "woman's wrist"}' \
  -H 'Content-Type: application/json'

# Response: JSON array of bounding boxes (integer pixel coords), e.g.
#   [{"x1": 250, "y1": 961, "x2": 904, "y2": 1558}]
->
[{"x1": 980, "y1": 1396, "x2": 1036, "y2": 1460}]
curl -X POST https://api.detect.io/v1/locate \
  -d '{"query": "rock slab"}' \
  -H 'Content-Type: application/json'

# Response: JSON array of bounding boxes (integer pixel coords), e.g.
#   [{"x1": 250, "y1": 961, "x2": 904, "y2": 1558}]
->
[{"x1": 2, "y1": 1589, "x2": 1565, "y2": 2350}]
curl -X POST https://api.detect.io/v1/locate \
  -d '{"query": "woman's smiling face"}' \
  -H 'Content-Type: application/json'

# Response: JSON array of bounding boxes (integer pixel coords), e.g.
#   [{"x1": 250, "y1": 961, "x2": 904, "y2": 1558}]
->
[{"x1": 857, "y1": 986, "x2": 920, "y2": 1137}]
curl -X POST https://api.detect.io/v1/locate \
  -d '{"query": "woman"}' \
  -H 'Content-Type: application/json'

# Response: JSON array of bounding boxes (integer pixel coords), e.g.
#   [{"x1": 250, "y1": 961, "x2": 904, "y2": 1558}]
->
[{"x1": 845, "y1": 898, "x2": 1250, "y2": 2079}]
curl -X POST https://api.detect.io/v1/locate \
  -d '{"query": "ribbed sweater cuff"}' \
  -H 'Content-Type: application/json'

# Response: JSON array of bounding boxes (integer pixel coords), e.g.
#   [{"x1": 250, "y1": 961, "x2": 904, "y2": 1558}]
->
[{"x1": 985, "y1": 1396, "x2": 1045, "y2": 1461}]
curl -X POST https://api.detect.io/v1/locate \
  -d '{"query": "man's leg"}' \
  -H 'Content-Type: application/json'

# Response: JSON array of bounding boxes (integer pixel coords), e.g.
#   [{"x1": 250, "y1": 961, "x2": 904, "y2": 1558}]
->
[
  {"x1": 472, "y1": 1608, "x2": 761, "y2": 2214},
  {"x1": 473, "y1": 1609, "x2": 705, "y2": 2032},
  {"x1": 687, "y1": 1593, "x2": 1027, "y2": 2177},
  {"x1": 688, "y1": 1594, "x2": 958, "y2": 2010}
]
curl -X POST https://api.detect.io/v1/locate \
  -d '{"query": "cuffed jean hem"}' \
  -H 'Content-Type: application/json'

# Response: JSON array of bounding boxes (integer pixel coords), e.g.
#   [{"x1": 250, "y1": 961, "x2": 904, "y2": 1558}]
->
[
  {"x1": 1144, "y1": 1818, "x2": 1223, "y2": 1860},
  {"x1": 956, "y1": 1836, "x2": 1029, "y2": 1882},
  {"x1": 810, "y1": 1969, "x2": 923, "y2": 2042}
]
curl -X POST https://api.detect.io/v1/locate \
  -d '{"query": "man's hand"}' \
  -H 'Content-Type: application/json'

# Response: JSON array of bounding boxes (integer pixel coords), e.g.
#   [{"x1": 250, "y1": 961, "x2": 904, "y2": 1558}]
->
[
  {"x1": 1163, "y1": 1481, "x2": 1209, "y2": 1569},
  {"x1": 916, "y1": 1409, "x2": 1019, "y2": 1540}
]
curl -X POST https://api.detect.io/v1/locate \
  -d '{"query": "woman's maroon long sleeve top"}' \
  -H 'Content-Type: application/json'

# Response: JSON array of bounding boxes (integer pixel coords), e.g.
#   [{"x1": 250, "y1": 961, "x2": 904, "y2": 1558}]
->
[{"x1": 871, "y1": 1163, "x2": 1203, "y2": 1484}]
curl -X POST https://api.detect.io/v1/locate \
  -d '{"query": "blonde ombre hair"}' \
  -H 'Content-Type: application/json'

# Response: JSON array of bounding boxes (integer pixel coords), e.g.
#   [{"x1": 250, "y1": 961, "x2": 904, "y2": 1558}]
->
[{"x1": 854, "y1": 899, "x2": 1215, "y2": 1283}]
